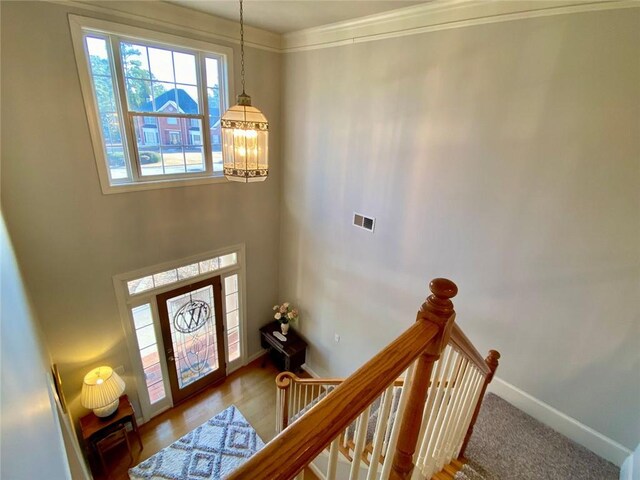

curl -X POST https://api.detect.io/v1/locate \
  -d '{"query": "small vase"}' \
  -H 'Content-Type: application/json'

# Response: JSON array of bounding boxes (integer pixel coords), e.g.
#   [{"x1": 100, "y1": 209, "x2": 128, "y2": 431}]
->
[{"x1": 281, "y1": 322, "x2": 290, "y2": 335}]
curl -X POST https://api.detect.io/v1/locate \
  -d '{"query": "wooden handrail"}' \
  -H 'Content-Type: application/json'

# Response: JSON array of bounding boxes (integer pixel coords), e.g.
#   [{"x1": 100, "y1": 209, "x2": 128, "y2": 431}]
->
[
  {"x1": 227, "y1": 319, "x2": 441, "y2": 479},
  {"x1": 276, "y1": 371, "x2": 405, "y2": 388},
  {"x1": 449, "y1": 324, "x2": 491, "y2": 376}
]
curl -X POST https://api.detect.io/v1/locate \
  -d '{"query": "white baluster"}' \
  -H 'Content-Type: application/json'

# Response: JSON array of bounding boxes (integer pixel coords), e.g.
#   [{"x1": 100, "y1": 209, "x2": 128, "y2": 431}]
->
[
  {"x1": 422, "y1": 348, "x2": 460, "y2": 477},
  {"x1": 366, "y1": 385, "x2": 394, "y2": 480},
  {"x1": 382, "y1": 385, "x2": 401, "y2": 455},
  {"x1": 448, "y1": 367, "x2": 479, "y2": 459},
  {"x1": 349, "y1": 405, "x2": 371, "y2": 480},
  {"x1": 444, "y1": 362, "x2": 474, "y2": 459},
  {"x1": 440, "y1": 357, "x2": 470, "y2": 466},
  {"x1": 326, "y1": 437, "x2": 340, "y2": 480},
  {"x1": 379, "y1": 362, "x2": 416, "y2": 479},
  {"x1": 415, "y1": 346, "x2": 456, "y2": 476},
  {"x1": 304, "y1": 384, "x2": 309, "y2": 409},
  {"x1": 454, "y1": 371, "x2": 484, "y2": 458},
  {"x1": 431, "y1": 351, "x2": 464, "y2": 474},
  {"x1": 414, "y1": 345, "x2": 449, "y2": 474}
]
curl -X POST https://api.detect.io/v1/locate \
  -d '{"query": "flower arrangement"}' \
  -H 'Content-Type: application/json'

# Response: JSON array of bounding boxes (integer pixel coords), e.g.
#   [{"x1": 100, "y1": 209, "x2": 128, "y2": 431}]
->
[{"x1": 273, "y1": 302, "x2": 298, "y2": 325}]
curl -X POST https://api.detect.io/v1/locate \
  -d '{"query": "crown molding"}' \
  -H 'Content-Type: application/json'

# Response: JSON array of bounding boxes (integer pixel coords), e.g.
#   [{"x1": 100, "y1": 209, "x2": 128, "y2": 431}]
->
[
  {"x1": 47, "y1": 0, "x2": 282, "y2": 52},
  {"x1": 282, "y1": 0, "x2": 639, "y2": 53},
  {"x1": 45, "y1": 0, "x2": 639, "y2": 54}
]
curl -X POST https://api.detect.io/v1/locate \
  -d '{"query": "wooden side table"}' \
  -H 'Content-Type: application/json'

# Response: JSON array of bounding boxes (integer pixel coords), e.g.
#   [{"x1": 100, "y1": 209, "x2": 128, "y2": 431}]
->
[
  {"x1": 260, "y1": 321, "x2": 307, "y2": 372},
  {"x1": 80, "y1": 394, "x2": 143, "y2": 474}
]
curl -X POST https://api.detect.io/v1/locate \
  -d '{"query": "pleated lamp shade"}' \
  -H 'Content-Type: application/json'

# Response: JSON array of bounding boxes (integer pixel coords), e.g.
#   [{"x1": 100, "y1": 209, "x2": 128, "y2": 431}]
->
[{"x1": 81, "y1": 366, "x2": 125, "y2": 417}]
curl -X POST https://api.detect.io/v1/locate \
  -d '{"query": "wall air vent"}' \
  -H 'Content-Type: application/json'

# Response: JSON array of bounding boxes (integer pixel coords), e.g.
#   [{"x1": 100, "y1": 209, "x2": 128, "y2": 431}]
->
[{"x1": 353, "y1": 212, "x2": 375, "y2": 232}]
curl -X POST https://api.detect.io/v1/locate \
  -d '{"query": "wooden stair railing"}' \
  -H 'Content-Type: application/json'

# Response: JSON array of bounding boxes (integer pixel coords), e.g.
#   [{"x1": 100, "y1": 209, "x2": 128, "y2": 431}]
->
[
  {"x1": 275, "y1": 373, "x2": 405, "y2": 433},
  {"x1": 227, "y1": 278, "x2": 456, "y2": 480},
  {"x1": 227, "y1": 278, "x2": 500, "y2": 480},
  {"x1": 273, "y1": 342, "x2": 499, "y2": 480}
]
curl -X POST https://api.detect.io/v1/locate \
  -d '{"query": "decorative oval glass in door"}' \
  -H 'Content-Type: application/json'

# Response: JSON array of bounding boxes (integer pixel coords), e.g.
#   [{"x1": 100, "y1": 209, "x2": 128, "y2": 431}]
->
[{"x1": 166, "y1": 285, "x2": 219, "y2": 389}]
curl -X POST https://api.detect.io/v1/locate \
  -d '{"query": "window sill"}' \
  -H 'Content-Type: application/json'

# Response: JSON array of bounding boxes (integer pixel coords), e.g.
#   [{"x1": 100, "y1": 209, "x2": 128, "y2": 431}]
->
[{"x1": 101, "y1": 175, "x2": 228, "y2": 194}]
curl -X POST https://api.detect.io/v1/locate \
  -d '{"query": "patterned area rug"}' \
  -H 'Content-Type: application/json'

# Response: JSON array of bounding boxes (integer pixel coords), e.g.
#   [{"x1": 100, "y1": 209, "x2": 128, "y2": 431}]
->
[{"x1": 129, "y1": 405, "x2": 264, "y2": 480}]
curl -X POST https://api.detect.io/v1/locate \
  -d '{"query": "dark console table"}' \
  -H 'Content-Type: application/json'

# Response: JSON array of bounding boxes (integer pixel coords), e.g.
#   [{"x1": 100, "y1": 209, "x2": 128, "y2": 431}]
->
[{"x1": 260, "y1": 321, "x2": 307, "y2": 372}]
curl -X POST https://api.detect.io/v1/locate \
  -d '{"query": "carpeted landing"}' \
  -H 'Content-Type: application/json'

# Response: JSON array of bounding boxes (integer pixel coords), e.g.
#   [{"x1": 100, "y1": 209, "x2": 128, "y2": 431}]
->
[{"x1": 454, "y1": 394, "x2": 619, "y2": 480}]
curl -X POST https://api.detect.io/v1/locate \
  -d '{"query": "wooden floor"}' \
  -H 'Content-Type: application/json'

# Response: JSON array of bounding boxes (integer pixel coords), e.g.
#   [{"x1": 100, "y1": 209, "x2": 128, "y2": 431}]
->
[{"x1": 94, "y1": 357, "x2": 316, "y2": 480}]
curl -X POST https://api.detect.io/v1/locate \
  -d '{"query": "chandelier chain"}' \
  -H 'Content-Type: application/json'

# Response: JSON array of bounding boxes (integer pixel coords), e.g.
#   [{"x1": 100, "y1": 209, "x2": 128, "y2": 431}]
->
[{"x1": 239, "y1": 0, "x2": 246, "y2": 95}]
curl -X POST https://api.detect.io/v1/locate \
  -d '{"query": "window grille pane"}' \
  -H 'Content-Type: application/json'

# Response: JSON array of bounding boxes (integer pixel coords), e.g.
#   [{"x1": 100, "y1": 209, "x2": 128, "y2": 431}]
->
[
  {"x1": 219, "y1": 253, "x2": 237, "y2": 268},
  {"x1": 135, "y1": 324, "x2": 156, "y2": 350},
  {"x1": 132, "y1": 304, "x2": 153, "y2": 329},
  {"x1": 133, "y1": 116, "x2": 205, "y2": 177},
  {"x1": 174, "y1": 52, "x2": 197, "y2": 85},
  {"x1": 127, "y1": 275, "x2": 154, "y2": 295},
  {"x1": 85, "y1": 35, "x2": 127, "y2": 182},
  {"x1": 227, "y1": 326, "x2": 239, "y2": 345},
  {"x1": 177, "y1": 85, "x2": 199, "y2": 113},
  {"x1": 125, "y1": 78, "x2": 153, "y2": 111},
  {"x1": 199, "y1": 258, "x2": 220, "y2": 273},
  {"x1": 177, "y1": 263, "x2": 200, "y2": 280},
  {"x1": 153, "y1": 269, "x2": 178, "y2": 287},
  {"x1": 205, "y1": 57, "x2": 219, "y2": 88},
  {"x1": 148, "y1": 47, "x2": 175, "y2": 83},
  {"x1": 121, "y1": 42, "x2": 150, "y2": 80},
  {"x1": 228, "y1": 342, "x2": 240, "y2": 362},
  {"x1": 122, "y1": 42, "x2": 201, "y2": 118},
  {"x1": 132, "y1": 303, "x2": 167, "y2": 405},
  {"x1": 226, "y1": 309, "x2": 239, "y2": 330},
  {"x1": 144, "y1": 363, "x2": 163, "y2": 388},
  {"x1": 147, "y1": 380, "x2": 166, "y2": 404},
  {"x1": 224, "y1": 275, "x2": 238, "y2": 295},
  {"x1": 205, "y1": 58, "x2": 222, "y2": 170},
  {"x1": 139, "y1": 343, "x2": 160, "y2": 369},
  {"x1": 225, "y1": 292, "x2": 238, "y2": 313},
  {"x1": 224, "y1": 273, "x2": 241, "y2": 363}
]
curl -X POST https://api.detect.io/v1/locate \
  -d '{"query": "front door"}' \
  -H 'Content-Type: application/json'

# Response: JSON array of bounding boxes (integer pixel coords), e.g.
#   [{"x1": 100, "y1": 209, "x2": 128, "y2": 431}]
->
[{"x1": 157, "y1": 276, "x2": 226, "y2": 404}]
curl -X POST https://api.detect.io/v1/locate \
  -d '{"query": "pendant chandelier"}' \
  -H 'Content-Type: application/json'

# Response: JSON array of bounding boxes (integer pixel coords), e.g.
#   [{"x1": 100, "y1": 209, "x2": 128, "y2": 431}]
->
[{"x1": 221, "y1": 0, "x2": 269, "y2": 182}]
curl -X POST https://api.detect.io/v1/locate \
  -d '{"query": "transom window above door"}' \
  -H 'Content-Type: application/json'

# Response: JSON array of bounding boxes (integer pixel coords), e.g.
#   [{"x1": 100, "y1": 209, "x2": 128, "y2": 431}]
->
[{"x1": 69, "y1": 16, "x2": 234, "y2": 194}]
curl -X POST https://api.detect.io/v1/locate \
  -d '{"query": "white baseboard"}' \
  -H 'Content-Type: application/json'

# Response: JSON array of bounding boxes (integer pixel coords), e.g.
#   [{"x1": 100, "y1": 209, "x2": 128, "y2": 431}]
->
[
  {"x1": 620, "y1": 444, "x2": 640, "y2": 480},
  {"x1": 488, "y1": 377, "x2": 632, "y2": 467},
  {"x1": 301, "y1": 363, "x2": 321, "y2": 378},
  {"x1": 245, "y1": 349, "x2": 267, "y2": 364}
]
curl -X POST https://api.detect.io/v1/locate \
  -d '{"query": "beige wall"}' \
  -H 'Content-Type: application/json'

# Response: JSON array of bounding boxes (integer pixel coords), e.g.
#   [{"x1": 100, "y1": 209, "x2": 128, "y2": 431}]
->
[
  {"x1": 0, "y1": 214, "x2": 73, "y2": 479},
  {"x1": 280, "y1": 9, "x2": 640, "y2": 450},
  {"x1": 1, "y1": 0, "x2": 281, "y2": 422},
  {"x1": 2, "y1": 0, "x2": 639, "y2": 466}
]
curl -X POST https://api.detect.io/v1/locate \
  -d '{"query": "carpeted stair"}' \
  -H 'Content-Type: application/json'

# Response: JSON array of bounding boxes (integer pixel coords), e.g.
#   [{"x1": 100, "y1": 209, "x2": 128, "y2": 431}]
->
[
  {"x1": 456, "y1": 393, "x2": 619, "y2": 480},
  {"x1": 454, "y1": 461, "x2": 494, "y2": 480}
]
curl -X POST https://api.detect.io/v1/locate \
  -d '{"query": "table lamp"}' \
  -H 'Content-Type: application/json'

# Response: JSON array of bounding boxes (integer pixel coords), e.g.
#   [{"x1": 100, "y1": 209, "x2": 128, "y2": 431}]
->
[{"x1": 81, "y1": 366, "x2": 125, "y2": 417}]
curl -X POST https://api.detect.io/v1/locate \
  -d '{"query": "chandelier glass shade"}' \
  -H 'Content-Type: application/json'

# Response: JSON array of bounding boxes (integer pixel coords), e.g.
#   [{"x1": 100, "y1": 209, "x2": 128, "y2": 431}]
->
[
  {"x1": 221, "y1": 0, "x2": 269, "y2": 182},
  {"x1": 221, "y1": 94, "x2": 269, "y2": 182}
]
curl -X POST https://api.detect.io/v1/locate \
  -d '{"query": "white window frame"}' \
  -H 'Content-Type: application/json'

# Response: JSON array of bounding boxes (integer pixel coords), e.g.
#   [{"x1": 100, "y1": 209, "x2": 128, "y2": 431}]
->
[
  {"x1": 113, "y1": 244, "x2": 248, "y2": 422},
  {"x1": 69, "y1": 15, "x2": 234, "y2": 194}
]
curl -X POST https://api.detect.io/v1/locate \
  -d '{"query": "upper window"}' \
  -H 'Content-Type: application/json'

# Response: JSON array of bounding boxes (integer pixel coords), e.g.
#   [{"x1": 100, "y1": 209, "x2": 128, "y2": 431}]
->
[{"x1": 70, "y1": 16, "x2": 233, "y2": 193}]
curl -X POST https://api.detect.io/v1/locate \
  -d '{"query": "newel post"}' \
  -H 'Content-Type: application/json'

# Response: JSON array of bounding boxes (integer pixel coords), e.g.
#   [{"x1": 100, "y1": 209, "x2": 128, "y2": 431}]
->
[
  {"x1": 275, "y1": 372, "x2": 295, "y2": 432},
  {"x1": 459, "y1": 350, "x2": 500, "y2": 457},
  {"x1": 390, "y1": 278, "x2": 458, "y2": 480}
]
